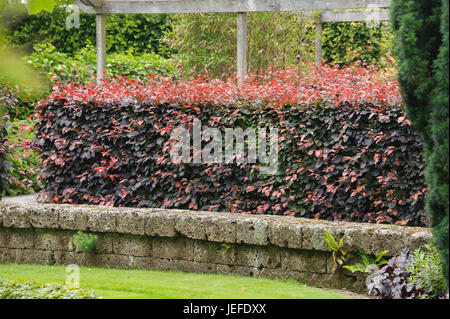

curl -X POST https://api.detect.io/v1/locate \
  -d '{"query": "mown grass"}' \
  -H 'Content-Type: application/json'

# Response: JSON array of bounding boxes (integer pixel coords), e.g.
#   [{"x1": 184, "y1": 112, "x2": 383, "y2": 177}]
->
[{"x1": 0, "y1": 263, "x2": 350, "y2": 299}]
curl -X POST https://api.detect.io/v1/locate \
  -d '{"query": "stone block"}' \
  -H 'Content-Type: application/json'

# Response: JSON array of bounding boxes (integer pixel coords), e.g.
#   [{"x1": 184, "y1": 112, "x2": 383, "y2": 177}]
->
[
  {"x1": 145, "y1": 212, "x2": 177, "y2": 237},
  {"x1": 205, "y1": 216, "x2": 236, "y2": 243},
  {"x1": 174, "y1": 214, "x2": 208, "y2": 240},
  {"x1": 193, "y1": 241, "x2": 236, "y2": 264},
  {"x1": 34, "y1": 229, "x2": 74, "y2": 251},
  {"x1": 0, "y1": 228, "x2": 34, "y2": 249},
  {"x1": 58, "y1": 207, "x2": 88, "y2": 231},
  {"x1": 86, "y1": 210, "x2": 116, "y2": 233},
  {"x1": 0, "y1": 247, "x2": 16, "y2": 263},
  {"x1": 236, "y1": 245, "x2": 281, "y2": 269},
  {"x1": 236, "y1": 217, "x2": 269, "y2": 246},
  {"x1": 112, "y1": 234, "x2": 152, "y2": 257},
  {"x1": 267, "y1": 221, "x2": 302, "y2": 249},
  {"x1": 2, "y1": 205, "x2": 30, "y2": 228},
  {"x1": 152, "y1": 237, "x2": 194, "y2": 260},
  {"x1": 301, "y1": 224, "x2": 340, "y2": 251},
  {"x1": 115, "y1": 210, "x2": 146, "y2": 235},
  {"x1": 281, "y1": 249, "x2": 328, "y2": 273},
  {"x1": 15, "y1": 249, "x2": 54, "y2": 265},
  {"x1": 29, "y1": 207, "x2": 59, "y2": 229},
  {"x1": 371, "y1": 227, "x2": 406, "y2": 256}
]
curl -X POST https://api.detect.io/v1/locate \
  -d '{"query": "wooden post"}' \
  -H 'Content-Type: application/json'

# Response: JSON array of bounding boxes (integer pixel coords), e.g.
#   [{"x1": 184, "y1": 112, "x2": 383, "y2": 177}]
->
[
  {"x1": 237, "y1": 12, "x2": 247, "y2": 82},
  {"x1": 315, "y1": 22, "x2": 322, "y2": 66},
  {"x1": 96, "y1": 14, "x2": 106, "y2": 84}
]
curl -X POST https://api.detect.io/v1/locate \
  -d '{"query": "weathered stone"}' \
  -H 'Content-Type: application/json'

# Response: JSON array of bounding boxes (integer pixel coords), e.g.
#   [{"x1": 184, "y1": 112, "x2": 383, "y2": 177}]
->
[
  {"x1": 34, "y1": 229, "x2": 74, "y2": 251},
  {"x1": 193, "y1": 241, "x2": 236, "y2": 264},
  {"x1": 205, "y1": 216, "x2": 236, "y2": 243},
  {"x1": 236, "y1": 245, "x2": 281, "y2": 269},
  {"x1": 281, "y1": 249, "x2": 328, "y2": 273},
  {"x1": 94, "y1": 233, "x2": 112, "y2": 253},
  {"x1": 409, "y1": 230, "x2": 433, "y2": 252},
  {"x1": 2, "y1": 205, "x2": 30, "y2": 228},
  {"x1": 371, "y1": 227, "x2": 406, "y2": 256},
  {"x1": 340, "y1": 225, "x2": 372, "y2": 253},
  {"x1": 115, "y1": 210, "x2": 146, "y2": 235},
  {"x1": 174, "y1": 214, "x2": 208, "y2": 240},
  {"x1": 191, "y1": 261, "x2": 217, "y2": 274},
  {"x1": 86, "y1": 210, "x2": 116, "y2": 233},
  {"x1": 0, "y1": 247, "x2": 16, "y2": 263},
  {"x1": 96, "y1": 253, "x2": 135, "y2": 268},
  {"x1": 144, "y1": 257, "x2": 171, "y2": 271},
  {"x1": 58, "y1": 207, "x2": 88, "y2": 230},
  {"x1": 232, "y1": 265, "x2": 261, "y2": 277},
  {"x1": 29, "y1": 207, "x2": 59, "y2": 229},
  {"x1": 215, "y1": 264, "x2": 234, "y2": 274},
  {"x1": 301, "y1": 224, "x2": 340, "y2": 251},
  {"x1": 53, "y1": 250, "x2": 80, "y2": 265},
  {"x1": 0, "y1": 202, "x2": 434, "y2": 294},
  {"x1": 145, "y1": 212, "x2": 177, "y2": 237},
  {"x1": 236, "y1": 217, "x2": 269, "y2": 245},
  {"x1": 267, "y1": 221, "x2": 302, "y2": 249},
  {"x1": 112, "y1": 234, "x2": 151, "y2": 257},
  {"x1": 152, "y1": 237, "x2": 194, "y2": 260},
  {"x1": 0, "y1": 228, "x2": 34, "y2": 249},
  {"x1": 15, "y1": 249, "x2": 54, "y2": 265}
]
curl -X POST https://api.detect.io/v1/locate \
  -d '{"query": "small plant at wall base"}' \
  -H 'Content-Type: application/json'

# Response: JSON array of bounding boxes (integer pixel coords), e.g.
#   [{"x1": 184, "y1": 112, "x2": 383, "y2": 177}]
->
[
  {"x1": 73, "y1": 231, "x2": 98, "y2": 252},
  {"x1": 321, "y1": 228, "x2": 348, "y2": 275},
  {"x1": 367, "y1": 245, "x2": 447, "y2": 299},
  {"x1": 406, "y1": 244, "x2": 447, "y2": 299},
  {"x1": 343, "y1": 249, "x2": 389, "y2": 274}
]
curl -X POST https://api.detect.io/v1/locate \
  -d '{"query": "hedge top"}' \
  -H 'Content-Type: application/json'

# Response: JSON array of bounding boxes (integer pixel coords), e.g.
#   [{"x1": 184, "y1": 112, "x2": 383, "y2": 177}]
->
[{"x1": 39, "y1": 65, "x2": 401, "y2": 109}]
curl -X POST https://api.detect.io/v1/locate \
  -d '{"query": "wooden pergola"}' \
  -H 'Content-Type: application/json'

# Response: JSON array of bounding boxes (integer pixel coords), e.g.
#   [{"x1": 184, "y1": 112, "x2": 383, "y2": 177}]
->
[{"x1": 75, "y1": 0, "x2": 392, "y2": 83}]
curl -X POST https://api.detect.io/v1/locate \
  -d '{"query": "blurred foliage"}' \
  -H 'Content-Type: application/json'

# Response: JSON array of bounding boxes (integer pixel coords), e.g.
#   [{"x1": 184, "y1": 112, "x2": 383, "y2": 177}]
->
[
  {"x1": 164, "y1": 12, "x2": 396, "y2": 78},
  {"x1": 5, "y1": 42, "x2": 178, "y2": 119},
  {"x1": 163, "y1": 12, "x2": 320, "y2": 78},
  {"x1": 0, "y1": 278, "x2": 100, "y2": 299},
  {"x1": 2, "y1": 4, "x2": 171, "y2": 56}
]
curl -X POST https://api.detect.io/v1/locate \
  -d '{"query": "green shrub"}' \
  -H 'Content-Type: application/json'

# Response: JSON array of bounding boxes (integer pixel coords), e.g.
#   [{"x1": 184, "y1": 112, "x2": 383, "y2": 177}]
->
[
  {"x1": 322, "y1": 21, "x2": 394, "y2": 68},
  {"x1": 26, "y1": 42, "x2": 178, "y2": 83},
  {"x1": 0, "y1": 279, "x2": 100, "y2": 299},
  {"x1": 391, "y1": 0, "x2": 449, "y2": 286},
  {"x1": 2, "y1": 118, "x2": 41, "y2": 197},
  {"x1": 407, "y1": 244, "x2": 447, "y2": 299},
  {"x1": 2, "y1": 4, "x2": 171, "y2": 56},
  {"x1": 73, "y1": 231, "x2": 98, "y2": 252}
]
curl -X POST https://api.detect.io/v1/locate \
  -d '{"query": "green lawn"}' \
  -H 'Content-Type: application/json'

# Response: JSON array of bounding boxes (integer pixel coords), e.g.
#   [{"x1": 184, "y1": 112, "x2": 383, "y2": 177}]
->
[{"x1": 0, "y1": 263, "x2": 350, "y2": 299}]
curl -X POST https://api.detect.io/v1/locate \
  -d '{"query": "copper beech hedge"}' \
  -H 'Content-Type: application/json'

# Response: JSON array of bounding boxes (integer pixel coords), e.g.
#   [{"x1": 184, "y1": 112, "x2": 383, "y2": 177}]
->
[{"x1": 35, "y1": 66, "x2": 428, "y2": 226}]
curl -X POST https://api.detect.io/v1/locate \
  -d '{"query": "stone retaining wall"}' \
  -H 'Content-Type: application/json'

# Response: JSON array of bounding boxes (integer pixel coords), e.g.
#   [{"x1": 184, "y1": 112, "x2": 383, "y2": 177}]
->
[{"x1": 0, "y1": 202, "x2": 432, "y2": 293}]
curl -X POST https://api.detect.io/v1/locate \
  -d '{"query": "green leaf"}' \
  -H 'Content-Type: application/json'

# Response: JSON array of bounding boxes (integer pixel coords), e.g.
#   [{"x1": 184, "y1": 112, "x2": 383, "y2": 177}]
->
[
  {"x1": 26, "y1": 0, "x2": 57, "y2": 15},
  {"x1": 343, "y1": 263, "x2": 366, "y2": 273},
  {"x1": 375, "y1": 250, "x2": 389, "y2": 263}
]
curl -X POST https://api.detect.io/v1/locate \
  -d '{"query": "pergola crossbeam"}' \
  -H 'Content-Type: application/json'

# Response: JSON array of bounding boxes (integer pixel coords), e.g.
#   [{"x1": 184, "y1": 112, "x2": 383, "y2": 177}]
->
[{"x1": 77, "y1": 0, "x2": 391, "y2": 14}]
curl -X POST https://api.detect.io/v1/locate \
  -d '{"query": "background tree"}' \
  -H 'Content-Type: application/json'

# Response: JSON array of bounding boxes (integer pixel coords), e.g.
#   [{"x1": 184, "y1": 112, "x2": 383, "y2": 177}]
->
[{"x1": 391, "y1": 0, "x2": 449, "y2": 286}]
